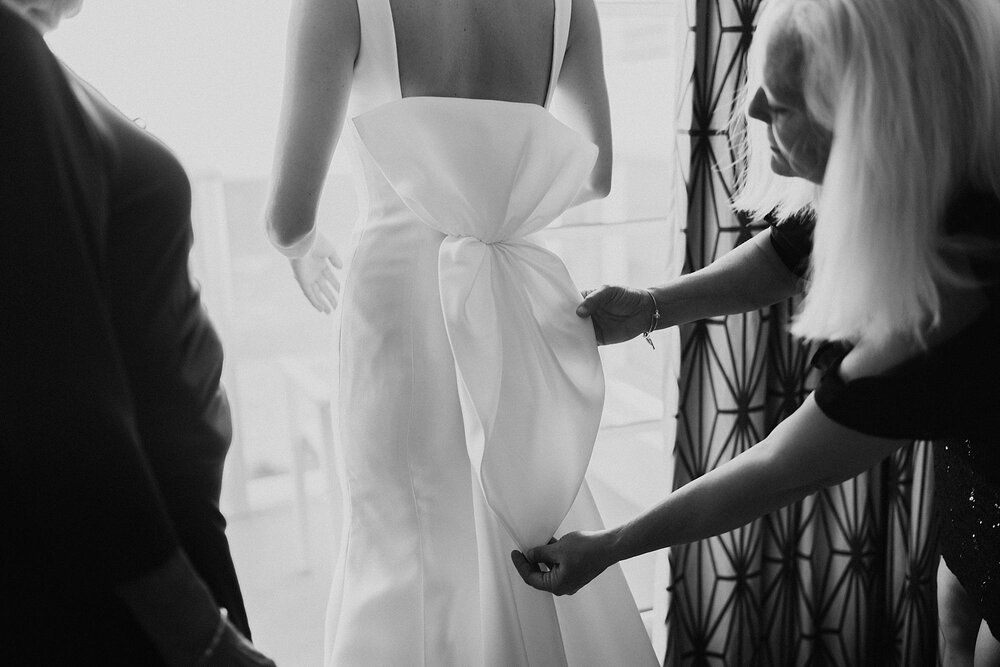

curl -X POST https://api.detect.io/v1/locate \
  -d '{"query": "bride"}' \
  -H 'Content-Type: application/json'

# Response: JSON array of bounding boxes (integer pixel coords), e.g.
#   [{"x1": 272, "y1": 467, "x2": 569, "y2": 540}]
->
[{"x1": 265, "y1": 0, "x2": 656, "y2": 664}]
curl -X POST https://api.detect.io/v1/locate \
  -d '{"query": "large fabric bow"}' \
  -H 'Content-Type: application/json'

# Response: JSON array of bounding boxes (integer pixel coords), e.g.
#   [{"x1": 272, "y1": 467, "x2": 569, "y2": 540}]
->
[{"x1": 353, "y1": 98, "x2": 603, "y2": 550}]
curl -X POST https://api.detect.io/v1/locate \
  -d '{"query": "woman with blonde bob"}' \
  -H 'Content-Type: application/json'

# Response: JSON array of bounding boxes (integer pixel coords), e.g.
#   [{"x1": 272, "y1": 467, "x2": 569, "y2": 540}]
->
[{"x1": 513, "y1": 0, "x2": 1000, "y2": 658}]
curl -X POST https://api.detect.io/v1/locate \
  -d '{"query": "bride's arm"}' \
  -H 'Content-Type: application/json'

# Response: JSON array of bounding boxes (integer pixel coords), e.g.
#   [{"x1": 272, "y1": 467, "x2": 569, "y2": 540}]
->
[
  {"x1": 557, "y1": 0, "x2": 613, "y2": 205},
  {"x1": 265, "y1": 0, "x2": 359, "y2": 253}
]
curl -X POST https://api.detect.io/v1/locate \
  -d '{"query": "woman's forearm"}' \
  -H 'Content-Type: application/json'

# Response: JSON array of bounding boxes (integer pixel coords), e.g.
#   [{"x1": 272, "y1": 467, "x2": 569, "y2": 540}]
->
[
  {"x1": 606, "y1": 396, "x2": 906, "y2": 564},
  {"x1": 607, "y1": 437, "x2": 806, "y2": 562},
  {"x1": 558, "y1": 0, "x2": 613, "y2": 208},
  {"x1": 265, "y1": 0, "x2": 359, "y2": 248},
  {"x1": 652, "y1": 230, "x2": 802, "y2": 328}
]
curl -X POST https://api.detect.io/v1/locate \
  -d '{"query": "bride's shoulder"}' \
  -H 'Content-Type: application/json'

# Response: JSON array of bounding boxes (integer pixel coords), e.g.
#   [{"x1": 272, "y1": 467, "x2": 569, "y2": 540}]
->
[{"x1": 297, "y1": 0, "x2": 361, "y2": 40}]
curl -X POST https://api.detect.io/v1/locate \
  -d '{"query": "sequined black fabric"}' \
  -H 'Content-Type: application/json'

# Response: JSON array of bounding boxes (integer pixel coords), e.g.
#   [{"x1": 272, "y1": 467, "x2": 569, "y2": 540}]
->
[
  {"x1": 790, "y1": 191, "x2": 1000, "y2": 638},
  {"x1": 935, "y1": 439, "x2": 1000, "y2": 636},
  {"x1": 768, "y1": 209, "x2": 816, "y2": 278}
]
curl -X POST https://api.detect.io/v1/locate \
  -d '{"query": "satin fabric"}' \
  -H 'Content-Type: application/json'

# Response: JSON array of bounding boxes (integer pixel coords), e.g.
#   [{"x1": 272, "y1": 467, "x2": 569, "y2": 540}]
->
[
  {"x1": 323, "y1": 1, "x2": 658, "y2": 664},
  {"x1": 353, "y1": 98, "x2": 604, "y2": 551}
]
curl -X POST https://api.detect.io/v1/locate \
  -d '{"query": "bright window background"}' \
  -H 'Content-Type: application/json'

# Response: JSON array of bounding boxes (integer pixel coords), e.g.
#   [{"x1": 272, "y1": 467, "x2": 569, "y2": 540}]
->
[{"x1": 49, "y1": 2, "x2": 687, "y2": 663}]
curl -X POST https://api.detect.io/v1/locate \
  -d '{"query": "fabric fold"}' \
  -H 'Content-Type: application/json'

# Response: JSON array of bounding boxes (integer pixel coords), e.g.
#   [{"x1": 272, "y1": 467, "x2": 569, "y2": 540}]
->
[{"x1": 353, "y1": 98, "x2": 604, "y2": 550}]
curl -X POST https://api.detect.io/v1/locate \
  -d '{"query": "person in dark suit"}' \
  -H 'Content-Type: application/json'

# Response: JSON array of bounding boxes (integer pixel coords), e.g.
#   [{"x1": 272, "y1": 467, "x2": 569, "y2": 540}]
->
[{"x1": 0, "y1": 1, "x2": 274, "y2": 663}]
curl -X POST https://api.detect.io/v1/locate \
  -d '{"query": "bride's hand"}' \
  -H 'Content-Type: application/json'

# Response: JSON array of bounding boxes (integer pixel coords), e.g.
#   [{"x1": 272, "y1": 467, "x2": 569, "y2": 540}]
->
[
  {"x1": 290, "y1": 232, "x2": 343, "y2": 314},
  {"x1": 576, "y1": 285, "x2": 657, "y2": 346}
]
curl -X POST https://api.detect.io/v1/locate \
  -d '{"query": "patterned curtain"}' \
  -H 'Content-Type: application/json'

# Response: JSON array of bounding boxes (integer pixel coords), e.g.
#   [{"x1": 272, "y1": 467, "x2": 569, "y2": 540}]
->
[{"x1": 665, "y1": 1, "x2": 939, "y2": 664}]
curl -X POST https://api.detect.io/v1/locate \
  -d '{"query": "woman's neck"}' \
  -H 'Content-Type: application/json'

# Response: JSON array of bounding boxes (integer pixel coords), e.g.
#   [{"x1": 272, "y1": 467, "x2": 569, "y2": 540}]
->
[{"x1": 0, "y1": 1, "x2": 58, "y2": 34}]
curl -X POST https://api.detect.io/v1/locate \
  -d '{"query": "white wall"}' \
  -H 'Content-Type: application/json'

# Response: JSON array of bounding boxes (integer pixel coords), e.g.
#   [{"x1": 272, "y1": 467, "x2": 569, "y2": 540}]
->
[{"x1": 48, "y1": 1, "x2": 293, "y2": 178}]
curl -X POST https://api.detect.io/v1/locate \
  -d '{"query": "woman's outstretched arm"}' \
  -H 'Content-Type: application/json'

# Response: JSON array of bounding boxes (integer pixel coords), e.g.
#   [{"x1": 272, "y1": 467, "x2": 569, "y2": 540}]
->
[
  {"x1": 265, "y1": 0, "x2": 359, "y2": 252},
  {"x1": 579, "y1": 230, "x2": 803, "y2": 345},
  {"x1": 513, "y1": 394, "x2": 906, "y2": 595}
]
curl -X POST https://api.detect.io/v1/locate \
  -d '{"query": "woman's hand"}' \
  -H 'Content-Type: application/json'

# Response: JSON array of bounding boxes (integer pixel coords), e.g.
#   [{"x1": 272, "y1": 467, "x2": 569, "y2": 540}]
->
[
  {"x1": 576, "y1": 285, "x2": 656, "y2": 345},
  {"x1": 510, "y1": 529, "x2": 619, "y2": 596},
  {"x1": 290, "y1": 231, "x2": 342, "y2": 313}
]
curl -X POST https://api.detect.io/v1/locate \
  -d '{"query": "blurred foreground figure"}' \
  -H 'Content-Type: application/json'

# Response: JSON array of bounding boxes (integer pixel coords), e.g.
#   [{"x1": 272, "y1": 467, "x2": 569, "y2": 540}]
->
[{"x1": 0, "y1": 1, "x2": 273, "y2": 664}]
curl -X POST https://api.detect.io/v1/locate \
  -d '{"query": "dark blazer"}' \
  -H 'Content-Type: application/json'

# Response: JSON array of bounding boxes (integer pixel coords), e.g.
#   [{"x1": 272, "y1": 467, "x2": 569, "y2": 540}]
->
[{"x1": 0, "y1": 6, "x2": 248, "y2": 663}]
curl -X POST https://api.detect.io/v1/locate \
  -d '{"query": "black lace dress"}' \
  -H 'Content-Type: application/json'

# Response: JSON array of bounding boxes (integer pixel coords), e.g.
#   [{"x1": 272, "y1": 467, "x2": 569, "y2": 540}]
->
[{"x1": 770, "y1": 192, "x2": 1000, "y2": 637}]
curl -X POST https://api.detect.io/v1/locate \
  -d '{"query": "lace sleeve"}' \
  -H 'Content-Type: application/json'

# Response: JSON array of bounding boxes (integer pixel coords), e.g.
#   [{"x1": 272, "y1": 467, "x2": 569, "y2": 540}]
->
[{"x1": 768, "y1": 210, "x2": 816, "y2": 278}]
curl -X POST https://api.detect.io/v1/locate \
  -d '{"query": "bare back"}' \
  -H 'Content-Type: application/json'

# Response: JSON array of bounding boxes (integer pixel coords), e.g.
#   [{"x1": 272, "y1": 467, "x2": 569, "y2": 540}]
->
[
  {"x1": 267, "y1": 0, "x2": 612, "y2": 248},
  {"x1": 390, "y1": 0, "x2": 556, "y2": 105}
]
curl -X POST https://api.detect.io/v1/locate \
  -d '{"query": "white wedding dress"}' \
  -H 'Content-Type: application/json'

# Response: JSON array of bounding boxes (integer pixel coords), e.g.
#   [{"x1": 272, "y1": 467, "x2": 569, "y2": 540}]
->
[{"x1": 326, "y1": 1, "x2": 657, "y2": 665}]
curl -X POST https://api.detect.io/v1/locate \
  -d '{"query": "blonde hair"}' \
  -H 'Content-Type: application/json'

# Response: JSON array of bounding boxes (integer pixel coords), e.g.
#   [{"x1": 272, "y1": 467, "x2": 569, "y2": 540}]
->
[{"x1": 734, "y1": 0, "x2": 1000, "y2": 345}]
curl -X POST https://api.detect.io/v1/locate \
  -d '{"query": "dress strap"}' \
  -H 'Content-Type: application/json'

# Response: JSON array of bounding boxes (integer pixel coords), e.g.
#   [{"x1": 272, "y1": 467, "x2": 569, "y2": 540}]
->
[
  {"x1": 350, "y1": 0, "x2": 402, "y2": 117},
  {"x1": 544, "y1": 0, "x2": 572, "y2": 108}
]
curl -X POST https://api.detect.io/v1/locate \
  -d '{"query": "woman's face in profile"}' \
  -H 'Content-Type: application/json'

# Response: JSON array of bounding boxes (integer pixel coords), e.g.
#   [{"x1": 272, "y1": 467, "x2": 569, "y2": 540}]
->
[
  {"x1": 3, "y1": 0, "x2": 83, "y2": 32},
  {"x1": 748, "y1": 31, "x2": 832, "y2": 184}
]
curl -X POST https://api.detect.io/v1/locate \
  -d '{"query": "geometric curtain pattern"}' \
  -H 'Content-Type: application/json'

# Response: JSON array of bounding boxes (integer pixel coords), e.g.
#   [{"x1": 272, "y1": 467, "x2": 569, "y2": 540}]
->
[{"x1": 665, "y1": 1, "x2": 939, "y2": 664}]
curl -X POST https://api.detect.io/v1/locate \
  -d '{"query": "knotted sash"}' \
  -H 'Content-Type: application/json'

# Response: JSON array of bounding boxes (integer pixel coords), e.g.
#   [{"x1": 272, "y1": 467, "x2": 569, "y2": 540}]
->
[{"x1": 352, "y1": 97, "x2": 603, "y2": 550}]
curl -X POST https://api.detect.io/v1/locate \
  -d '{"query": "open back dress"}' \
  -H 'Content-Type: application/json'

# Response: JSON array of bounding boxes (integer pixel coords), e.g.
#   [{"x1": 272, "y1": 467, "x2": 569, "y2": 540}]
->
[{"x1": 326, "y1": 1, "x2": 658, "y2": 664}]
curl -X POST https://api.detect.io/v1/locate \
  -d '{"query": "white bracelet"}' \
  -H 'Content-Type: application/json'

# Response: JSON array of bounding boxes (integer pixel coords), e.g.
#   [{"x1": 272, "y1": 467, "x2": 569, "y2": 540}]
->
[{"x1": 268, "y1": 225, "x2": 317, "y2": 259}]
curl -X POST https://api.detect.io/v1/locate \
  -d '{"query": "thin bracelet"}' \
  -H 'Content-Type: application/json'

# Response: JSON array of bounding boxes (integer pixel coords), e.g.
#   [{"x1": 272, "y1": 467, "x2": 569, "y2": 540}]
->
[
  {"x1": 268, "y1": 224, "x2": 317, "y2": 259},
  {"x1": 641, "y1": 289, "x2": 660, "y2": 350},
  {"x1": 196, "y1": 607, "x2": 229, "y2": 667}
]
